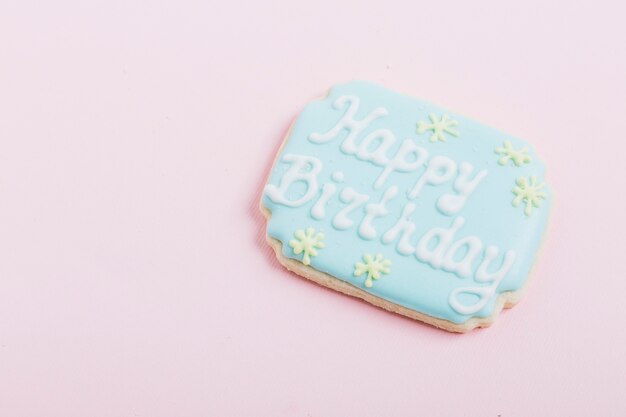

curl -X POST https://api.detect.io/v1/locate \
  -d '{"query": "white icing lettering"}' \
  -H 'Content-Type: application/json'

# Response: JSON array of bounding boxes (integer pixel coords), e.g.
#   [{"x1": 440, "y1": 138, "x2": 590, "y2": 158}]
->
[
  {"x1": 415, "y1": 217, "x2": 465, "y2": 269},
  {"x1": 358, "y1": 186, "x2": 398, "y2": 240},
  {"x1": 475, "y1": 246, "x2": 517, "y2": 283},
  {"x1": 332, "y1": 187, "x2": 370, "y2": 230},
  {"x1": 264, "y1": 154, "x2": 322, "y2": 207},
  {"x1": 441, "y1": 236, "x2": 483, "y2": 278},
  {"x1": 355, "y1": 129, "x2": 394, "y2": 165},
  {"x1": 437, "y1": 162, "x2": 488, "y2": 215},
  {"x1": 310, "y1": 183, "x2": 336, "y2": 220},
  {"x1": 309, "y1": 96, "x2": 387, "y2": 154},
  {"x1": 448, "y1": 285, "x2": 497, "y2": 316},
  {"x1": 408, "y1": 156, "x2": 457, "y2": 199},
  {"x1": 374, "y1": 139, "x2": 428, "y2": 190},
  {"x1": 381, "y1": 203, "x2": 418, "y2": 255},
  {"x1": 448, "y1": 247, "x2": 516, "y2": 315}
]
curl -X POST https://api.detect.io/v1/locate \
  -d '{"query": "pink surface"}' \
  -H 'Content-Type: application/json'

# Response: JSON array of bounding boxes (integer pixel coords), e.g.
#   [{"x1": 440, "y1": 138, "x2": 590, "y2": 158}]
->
[{"x1": 1, "y1": 1, "x2": 625, "y2": 416}]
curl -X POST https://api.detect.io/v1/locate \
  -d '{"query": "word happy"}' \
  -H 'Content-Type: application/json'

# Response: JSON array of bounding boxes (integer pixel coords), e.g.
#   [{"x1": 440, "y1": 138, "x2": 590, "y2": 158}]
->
[{"x1": 264, "y1": 95, "x2": 517, "y2": 315}]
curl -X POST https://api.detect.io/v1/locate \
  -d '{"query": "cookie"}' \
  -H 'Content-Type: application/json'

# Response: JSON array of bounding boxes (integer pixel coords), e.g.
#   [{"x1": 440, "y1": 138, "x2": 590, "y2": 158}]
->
[{"x1": 260, "y1": 81, "x2": 550, "y2": 332}]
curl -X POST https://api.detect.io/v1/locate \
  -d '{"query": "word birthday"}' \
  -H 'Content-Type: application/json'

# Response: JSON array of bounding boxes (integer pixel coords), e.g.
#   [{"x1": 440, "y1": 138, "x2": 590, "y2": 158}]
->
[{"x1": 264, "y1": 95, "x2": 517, "y2": 315}]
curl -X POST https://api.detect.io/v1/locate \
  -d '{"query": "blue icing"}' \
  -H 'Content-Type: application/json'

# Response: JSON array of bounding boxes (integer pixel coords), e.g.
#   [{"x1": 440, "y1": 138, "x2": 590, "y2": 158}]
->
[{"x1": 262, "y1": 81, "x2": 550, "y2": 324}]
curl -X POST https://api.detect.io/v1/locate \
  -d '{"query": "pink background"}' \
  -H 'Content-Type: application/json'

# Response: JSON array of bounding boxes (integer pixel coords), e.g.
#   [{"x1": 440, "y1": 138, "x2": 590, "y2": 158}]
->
[{"x1": 1, "y1": 1, "x2": 625, "y2": 416}]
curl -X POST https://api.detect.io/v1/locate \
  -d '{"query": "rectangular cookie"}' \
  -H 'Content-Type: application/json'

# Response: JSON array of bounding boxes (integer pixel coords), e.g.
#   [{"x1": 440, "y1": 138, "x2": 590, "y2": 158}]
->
[{"x1": 260, "y1": 81, "x2": 550, "y2": 332}]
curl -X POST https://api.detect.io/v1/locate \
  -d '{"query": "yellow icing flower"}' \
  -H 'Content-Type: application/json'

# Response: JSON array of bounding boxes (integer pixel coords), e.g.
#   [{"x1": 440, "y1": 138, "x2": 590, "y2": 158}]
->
[
  {"x1": 495, "y1": 140, "x2": 531, "y2": 166},
  {"x1": 289, "y1": 227, "x2": 325, "y2": 265},
  {"x1": 512, "y1": 176, "x2": 547, "y2": 216},
  {"x1": 354, "y1": 253, "x2": 392, "y2": 288},
  {"x1": 416, "y1": 114, "x2": 460, "y2": 143}
]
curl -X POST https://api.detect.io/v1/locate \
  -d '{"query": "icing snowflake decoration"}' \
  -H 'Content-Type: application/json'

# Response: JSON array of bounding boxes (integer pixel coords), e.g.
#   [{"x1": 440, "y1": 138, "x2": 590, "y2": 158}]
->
[
  {"x1": 289, "y1": 227, "x2": 325, "y2": 265},
  {"x1": 354, "y1": 254, "x2": 392, "y2": 288},
  {"x1": 495, "y1": 140, "x2": 531, "y2": 166},
  {"x1": 512, "y1": 176, "x2": 547, "y2": 216},
  {"x1": 416, "y1": 113, "x2": 460, "y2": 143}
]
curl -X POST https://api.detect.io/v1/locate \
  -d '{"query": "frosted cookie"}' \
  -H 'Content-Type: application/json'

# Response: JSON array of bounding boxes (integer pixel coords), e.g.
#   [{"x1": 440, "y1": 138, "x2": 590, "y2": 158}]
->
[{"x1": 260, "y1": 81, "x2": 550, "y2": 332}]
